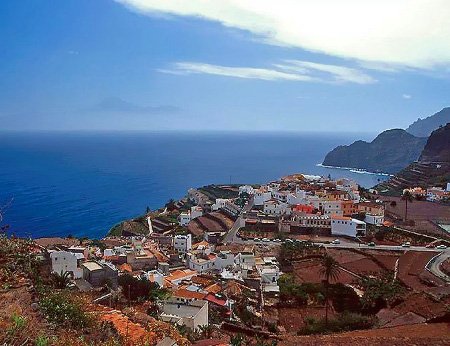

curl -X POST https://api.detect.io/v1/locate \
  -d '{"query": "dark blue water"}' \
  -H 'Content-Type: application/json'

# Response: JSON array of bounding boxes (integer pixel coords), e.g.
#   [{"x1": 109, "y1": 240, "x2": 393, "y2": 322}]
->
[{"x1": 0, "y1": 131, "x2": 388, "y2": 239}]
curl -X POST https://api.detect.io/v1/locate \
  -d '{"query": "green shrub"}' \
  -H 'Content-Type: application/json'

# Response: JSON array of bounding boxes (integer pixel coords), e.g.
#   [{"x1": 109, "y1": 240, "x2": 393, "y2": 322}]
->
[
  {"x1": 298, "y1": 312, "x2": 375, "y2": 335},
  {"x1": 7, "y1": 313, "x2": 27, "y2": 337},
  {"x1": 35, "y1": 335, "x2": 50, "y2": 346},
  {"x1": 39, "y1": 291, "x2": 92, "y2": 329}
]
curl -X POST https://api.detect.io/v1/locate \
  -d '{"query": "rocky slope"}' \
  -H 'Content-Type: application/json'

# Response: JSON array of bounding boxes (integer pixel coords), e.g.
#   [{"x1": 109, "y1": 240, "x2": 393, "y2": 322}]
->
[
  {"x1": 406, "y1": 107, "x2": 450, "y2": 137},
  {"x1": 418, "y1": 123, "x2": 450, "y2": 163},
  {"x1": 377, "y1": 123, "x2": 450, "y2": 194},
  {"x1": 322, "y1": 129, "x2": 427, "y2": 174}
]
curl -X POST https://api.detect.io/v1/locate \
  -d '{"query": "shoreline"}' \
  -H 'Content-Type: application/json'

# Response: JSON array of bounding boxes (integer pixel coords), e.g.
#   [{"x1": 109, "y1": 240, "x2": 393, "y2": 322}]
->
[{"x1": 316, "y1": 163, "x2": 393, "y2": 177}]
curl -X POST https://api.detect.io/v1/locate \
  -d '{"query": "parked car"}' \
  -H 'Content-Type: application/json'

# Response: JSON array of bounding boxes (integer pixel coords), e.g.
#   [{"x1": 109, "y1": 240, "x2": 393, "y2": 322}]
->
[
  {"x1": 332, "y1": 239, "x2": 340, "y2": 245},
  {"x1": 368, "y1": 242, "x2": 376, "y2": 247},
  {"x1": 273, "y1": 239, "x2": 282, "y2": 243},
  {"x1": 262, "y1": 238, "x2": 270, "y2": 243},
  {"x1": 436, "y1": 244, "x2": 447, "y2": 250},
  {"x1": 285, "y1": 239, "x2": 293, "y2": 243},
  {"x1": 254, "y1": 238, "x2": 261, "y2": 242},
  {"x1": 402, "y1": 242, "x2": 411, "y2": 248}
]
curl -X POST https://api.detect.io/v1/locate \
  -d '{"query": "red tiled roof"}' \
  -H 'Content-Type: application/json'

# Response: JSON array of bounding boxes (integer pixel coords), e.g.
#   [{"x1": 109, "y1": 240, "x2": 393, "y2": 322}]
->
[
  {"x1": 118, "y1": 263, "x2": 132, "y2": 273},
  {"x1": 205, "y1": 293, "x2": 227, "y2": 307},
  {"x1": 204, "y1": 283, "x2": 221, "y2": 294},
  {"x1": 172, "y1": 288, "x2": 206, "y2": 300}
]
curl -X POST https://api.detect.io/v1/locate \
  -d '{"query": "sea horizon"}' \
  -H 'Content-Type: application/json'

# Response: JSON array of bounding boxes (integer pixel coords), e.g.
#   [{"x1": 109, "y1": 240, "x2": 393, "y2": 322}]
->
[{"x1": 0, "y1": 130, "x2": 388, "y2": 239}]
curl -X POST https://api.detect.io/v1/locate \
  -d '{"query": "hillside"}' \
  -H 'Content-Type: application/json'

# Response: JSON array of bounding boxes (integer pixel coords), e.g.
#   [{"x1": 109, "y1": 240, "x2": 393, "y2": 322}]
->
[
  {"x1": 406, "y1": 107, "x2": 450, "y2": 137},
  {"x1": 419, "y1": 123, "x2": 450, "y2": 162},
  {"x1": 322, "y1": 129, "x2": 427, "y2": 174},
  {"x1": 377, "y1": 123, "x2": 450, "y2": 194}
]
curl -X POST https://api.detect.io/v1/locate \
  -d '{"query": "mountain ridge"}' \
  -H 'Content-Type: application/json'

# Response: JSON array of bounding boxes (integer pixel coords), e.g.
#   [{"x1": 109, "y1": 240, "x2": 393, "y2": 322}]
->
[
  {"x1": 322, "y1": 129, "x2": 427, "y2": 174},
  {"x1": 406, "y1": 107, "x2": 450, "y2": 137},
  {"x1": 376, "y1": 123, "x2": 450, "y2": 194}
]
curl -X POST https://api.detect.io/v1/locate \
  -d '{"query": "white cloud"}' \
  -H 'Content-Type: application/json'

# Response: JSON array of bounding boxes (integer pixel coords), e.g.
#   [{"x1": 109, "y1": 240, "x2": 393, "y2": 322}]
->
[
  {"x1": 278, "y1": 60, "x2": 376, "y2": 84},
  {"x1": 402, "y1": 94, "x2": 412, "y2": 99},
  {"x1": 116, "y1": 0, "x2": 450, "y2": 69},
  {"x1": 159, "y1": 62, "x2": 315, "y2": 81},
  {"x1": 160, "y1": 60, "x2": 375, "y2": 84}
]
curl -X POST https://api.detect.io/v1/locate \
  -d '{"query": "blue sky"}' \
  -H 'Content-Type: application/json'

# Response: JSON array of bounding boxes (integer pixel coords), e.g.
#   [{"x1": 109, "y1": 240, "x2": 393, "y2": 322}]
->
[{"x1": 0, "y1": 0, "x2": 449, "y2": 132}]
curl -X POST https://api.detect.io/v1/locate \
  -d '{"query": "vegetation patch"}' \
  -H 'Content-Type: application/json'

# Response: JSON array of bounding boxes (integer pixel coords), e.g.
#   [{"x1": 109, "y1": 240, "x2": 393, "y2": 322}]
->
[{"x1": 298, "y1": 312, "x2": 376, "y2": 335}]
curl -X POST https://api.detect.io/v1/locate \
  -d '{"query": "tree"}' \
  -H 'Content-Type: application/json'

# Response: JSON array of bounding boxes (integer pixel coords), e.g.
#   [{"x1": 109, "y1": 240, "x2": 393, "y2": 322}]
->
[
  {"x1": 198, "y1": 324, "x2": 216, "y2": 338},
  {"x1": 319, "y1": 255, "x2": 341, "y2": 325},
  {"x1": 401, "y1": 191, "x2": 413, "y2": 221},
  {"x1": 51, "y1": 270, "x2": 71, "y2": 289},
  {"x1": 357, "y1": 271, "x2": 403, "y2": 314},
  {"x1": 230, "y1": 334, "x2": 245, "y2": 346}
]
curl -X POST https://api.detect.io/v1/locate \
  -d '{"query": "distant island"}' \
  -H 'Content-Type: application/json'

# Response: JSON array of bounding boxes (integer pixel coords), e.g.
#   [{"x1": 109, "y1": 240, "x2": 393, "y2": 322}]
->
[{"x1": 322, "y1": 107, "x2": 449, "y2": 174}]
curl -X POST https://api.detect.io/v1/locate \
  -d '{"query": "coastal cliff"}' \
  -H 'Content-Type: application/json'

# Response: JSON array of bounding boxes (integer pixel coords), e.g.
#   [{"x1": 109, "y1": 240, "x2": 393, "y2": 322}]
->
[
  {"x1": 377, "y1": 123, "x2": 450, "y2": 194},
  {"x1": 322, "y1": 129, "x2": 427, "y2": 174}
]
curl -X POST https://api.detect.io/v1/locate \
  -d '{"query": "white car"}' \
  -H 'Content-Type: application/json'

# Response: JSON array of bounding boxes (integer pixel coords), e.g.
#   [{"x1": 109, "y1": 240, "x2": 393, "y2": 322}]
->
[
  {"x1": 254, "y1": 238, "x2": 261, "y2": 242},
  {"x1": 262, "y1": 238, "x2": 270, "y2": 242},
  {"x1": 402, "y1": 242, "x2": 411, "y2": 248},
  {"x1": 332, "y1": 239, "x2": 340, "y2": 245},
  {"x1": 436, "y1": 245, "x2": 447, "y2": 250}
]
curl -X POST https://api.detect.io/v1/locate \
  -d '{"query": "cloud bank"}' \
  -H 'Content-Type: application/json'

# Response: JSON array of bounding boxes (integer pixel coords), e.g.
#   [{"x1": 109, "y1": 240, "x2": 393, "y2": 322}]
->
[
  {"x1": 116, "y1": 0, "x2": 450, "y2": 69},
  {"x1": 160, "y1": 60, "x2": 376, "y2": 84}
]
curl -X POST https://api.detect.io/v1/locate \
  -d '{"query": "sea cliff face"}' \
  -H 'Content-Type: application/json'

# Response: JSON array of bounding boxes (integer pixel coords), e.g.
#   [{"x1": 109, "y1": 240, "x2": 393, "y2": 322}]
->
[
  {"x1": 419, "y1": 123, "x2": 450, "y2": 163},
  {"x1": 376, "y1": 123, "x2": 450, "y2": 194},
  {"x1": 322, "y1": 129, "x2": 427, "y2": 174}
]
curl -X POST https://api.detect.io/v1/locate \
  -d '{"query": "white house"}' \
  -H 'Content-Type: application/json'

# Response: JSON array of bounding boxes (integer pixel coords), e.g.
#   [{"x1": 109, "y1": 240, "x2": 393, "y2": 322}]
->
[
  {"x1": 272, "y1": 190, "x2": 288, "y2": 203},
  {"x1": 258, "y1": 265, "x2": 281, "y2": 292},
  {"x1": 144, "y1": 270, "x2": 164, "y2": 288},
  {"x1": 186, "y1": 253, "x2": 215, "y2": 273},
  {"x1": 239, "y1": 185, "x2": 255, "y2": 195},
  {"x1": 234, "y1": 247, "x2": 256, "y2": 268},
  {"x1": 331, "y1": 216, "x2": 366, "y2": 237},
  {"x1": 160, "y1": 299, "x2": 208, "y2": 330},
  {"x1": 190, "y1": 206, "x2": 203, "y2": 219},
  {"x1": 178, "y1": 212, "x2": 191, "y2": 226},
  {"x1": 365, "y1": 213, "x2": 384, "y2": 226},
  {"x1": 211, "y1": 198, "x2": 230, "y2": 211},
  {"x1": 253, "y1": 188, "x2": 272, "y2": 206},
  {"x1": 322, "y1": 201, "x2": 343, "y2": 216},
  {"x1": 213, "y1": 251, "x2": 236, "y2": 270},
  {"x1": 306, "y1": 195, "x2": 324, "y2": 210},
  {"x1": 174, "y1": 234, "x2": 192, "y2": 254},
  {"x1": 286, "y1": 192, "x2": 306, "y2": 206},
  {"x1": 50, "y1": 250, "x2": 83, "y2": 279},
  {"x1": 263, "y1": 199, "x2": 291, "y2": 216}
]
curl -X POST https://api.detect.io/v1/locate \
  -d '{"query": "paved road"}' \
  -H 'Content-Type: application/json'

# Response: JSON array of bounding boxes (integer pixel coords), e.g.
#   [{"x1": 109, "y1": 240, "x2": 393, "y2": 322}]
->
[
  {"x1": 223, "y1": 197, "x2": 253, "y2": 244},
  {"x1": 426, "y1": 250, "x2": 450, "y2": 283}
]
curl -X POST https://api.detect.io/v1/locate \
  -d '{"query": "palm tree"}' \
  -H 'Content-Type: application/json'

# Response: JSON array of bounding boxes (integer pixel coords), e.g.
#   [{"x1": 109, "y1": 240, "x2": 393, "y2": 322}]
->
[
  {"x1": 319, "y1": 254, "x2": 341, "y2": 325},
  {"x1": 51, "y1": 270, "x2": 71, "y2": 289},
  {"x1": 401, "y1": 190, "x2": 413, "y2": 221}
]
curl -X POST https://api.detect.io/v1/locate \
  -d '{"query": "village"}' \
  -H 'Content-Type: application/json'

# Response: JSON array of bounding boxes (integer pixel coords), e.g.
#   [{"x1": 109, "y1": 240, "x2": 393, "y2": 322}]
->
[{"x1": 2, "y1": 173, "x2": 450, "y2": 345}]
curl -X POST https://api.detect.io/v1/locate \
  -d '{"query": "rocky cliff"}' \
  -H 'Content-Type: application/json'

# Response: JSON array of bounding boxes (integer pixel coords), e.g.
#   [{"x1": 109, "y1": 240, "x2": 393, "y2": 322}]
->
[
  {"x1": 322, "y1": 129, "x2": 427, "y2": 174},
  {"x1": 376, "y1": 123, "x2": 450, "y2": 194}
]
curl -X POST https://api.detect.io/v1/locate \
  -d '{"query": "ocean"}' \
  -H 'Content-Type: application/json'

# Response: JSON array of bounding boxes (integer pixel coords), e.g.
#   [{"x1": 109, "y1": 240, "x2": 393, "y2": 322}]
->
[{"x1": 0, "y1": 131, "x2": 389, "y2": 239}]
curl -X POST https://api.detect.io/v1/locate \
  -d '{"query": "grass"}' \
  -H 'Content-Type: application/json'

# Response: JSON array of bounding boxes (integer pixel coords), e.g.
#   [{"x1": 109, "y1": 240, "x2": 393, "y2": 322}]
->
[{"x1": 298, "y1": 312, "x2": 376, "y2": 335}]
